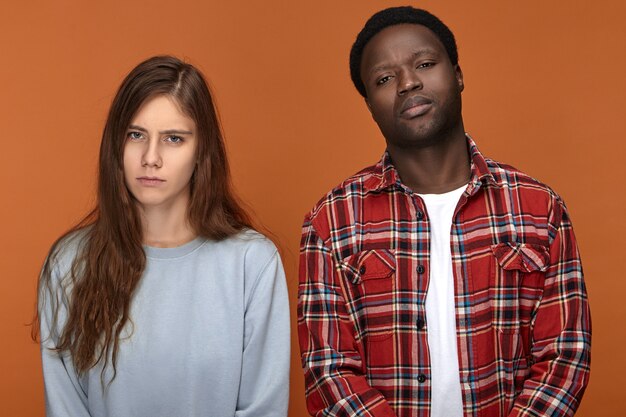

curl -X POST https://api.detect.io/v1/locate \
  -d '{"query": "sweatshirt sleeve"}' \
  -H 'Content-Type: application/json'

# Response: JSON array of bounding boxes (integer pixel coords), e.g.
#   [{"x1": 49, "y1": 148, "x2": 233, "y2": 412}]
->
[
  {"x1": 235, "y1": 245, "x2": 291, "y2": 417},
  {"x1": 39, "y1": 260, "x2": 91, "y2": 417}
]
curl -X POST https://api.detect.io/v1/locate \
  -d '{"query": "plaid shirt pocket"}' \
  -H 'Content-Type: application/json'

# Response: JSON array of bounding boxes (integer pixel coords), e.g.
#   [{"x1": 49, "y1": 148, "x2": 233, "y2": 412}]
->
[
  {"x1": 490, "y1": 242, "x2": 549, "y2": 334},
  {"x1": 490, "y1": 243, "x2": 549, "y2": 410},
  {"x1": 340, "y1": 249, "x2": 396, "y2": 341}
]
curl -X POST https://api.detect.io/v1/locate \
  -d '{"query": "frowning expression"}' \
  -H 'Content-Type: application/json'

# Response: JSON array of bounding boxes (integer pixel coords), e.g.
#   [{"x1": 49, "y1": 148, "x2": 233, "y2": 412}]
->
[
  {"x1": 360, "y1": 24, "x2": 464, "y2": 149},
  {"x1": 123, "y1": 95, "x2": 197, "y2": 210}
]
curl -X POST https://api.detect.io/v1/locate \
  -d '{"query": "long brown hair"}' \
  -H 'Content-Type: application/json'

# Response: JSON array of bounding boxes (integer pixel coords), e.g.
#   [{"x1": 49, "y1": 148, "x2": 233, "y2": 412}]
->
[{"x1": 35, "y1": 55, "x2": 253, "y2": 377}]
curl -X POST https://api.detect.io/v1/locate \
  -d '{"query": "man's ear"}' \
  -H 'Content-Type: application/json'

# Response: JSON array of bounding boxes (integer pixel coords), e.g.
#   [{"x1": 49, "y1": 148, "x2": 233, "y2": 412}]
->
[{"x1": 455, "y1": 64, "x2": 464, "y2": 92}]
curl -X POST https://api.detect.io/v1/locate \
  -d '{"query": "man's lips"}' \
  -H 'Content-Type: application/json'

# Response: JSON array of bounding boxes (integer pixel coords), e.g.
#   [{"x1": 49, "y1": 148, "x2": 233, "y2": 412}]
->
[
  {"x1": 137, "y1": 176, "x2": 166, "y2": 186},
  {"x1": 399, "y1": 96, "x2": 432, "y2": 119}
]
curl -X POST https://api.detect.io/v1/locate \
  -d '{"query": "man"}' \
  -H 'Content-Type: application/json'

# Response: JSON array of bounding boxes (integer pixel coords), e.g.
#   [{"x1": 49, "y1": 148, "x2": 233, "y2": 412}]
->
[{"x1": 298, "y1": 6, "x2": 590, "y2": 417}]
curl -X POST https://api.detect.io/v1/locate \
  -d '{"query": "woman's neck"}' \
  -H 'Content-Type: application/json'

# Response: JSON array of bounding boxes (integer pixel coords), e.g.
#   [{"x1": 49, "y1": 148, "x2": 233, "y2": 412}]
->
[{"x1": 138, "y1": 200, "x2": 197, "y2": 248}]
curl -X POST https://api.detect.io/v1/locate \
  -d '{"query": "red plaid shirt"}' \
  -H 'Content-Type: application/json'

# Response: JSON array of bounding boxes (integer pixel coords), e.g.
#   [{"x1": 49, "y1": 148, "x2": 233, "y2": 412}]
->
[{"x1": 298, "y1": 136, "x2": 590, "y2": 417}]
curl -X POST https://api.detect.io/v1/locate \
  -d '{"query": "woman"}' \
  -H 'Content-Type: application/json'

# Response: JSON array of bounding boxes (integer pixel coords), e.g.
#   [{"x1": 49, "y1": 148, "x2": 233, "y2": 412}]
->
[{"x1": 35, "y1": 56, "x2": 290, "y2": 417}]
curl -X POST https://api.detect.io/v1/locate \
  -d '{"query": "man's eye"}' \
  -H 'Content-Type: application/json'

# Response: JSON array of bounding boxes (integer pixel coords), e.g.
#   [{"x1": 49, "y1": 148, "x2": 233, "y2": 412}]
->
[
  {"x1": 128, "y1": 131, "x2": 143, "y2": 140},
  {"x1": 166, "y1": 136, "x2": 183, "y2": 144},
  {"x1": 418, "y1": 62, "x2": 435, "y2": 69},
  {"x1": 377, "y1": 75, "x2": 392, "y2": 85}
]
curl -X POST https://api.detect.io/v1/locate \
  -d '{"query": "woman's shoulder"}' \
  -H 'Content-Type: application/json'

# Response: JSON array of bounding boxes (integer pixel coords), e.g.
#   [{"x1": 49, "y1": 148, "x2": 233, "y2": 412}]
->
[
  {"x1": 217, "y1": 228, "x2": 278, "y2": 256},
  {"x1": 221, "y1": 230, "x2": 284, "y2": 303},
  {"x1": 198, "y1": 229, "x2": 280, "y2": 272},
  {"x1": 46, "y1": 228, "x2": 91, "y2": 274}
]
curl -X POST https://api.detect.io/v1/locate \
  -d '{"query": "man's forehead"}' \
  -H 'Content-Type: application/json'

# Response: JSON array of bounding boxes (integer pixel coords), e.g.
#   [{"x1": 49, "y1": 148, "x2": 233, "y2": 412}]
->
[
  {"x1": 362, "y1": 24, "x2": 446, "y2": 65},
  {"x1": 367, "y1": 24, "x2": 444, "y2": 50}
]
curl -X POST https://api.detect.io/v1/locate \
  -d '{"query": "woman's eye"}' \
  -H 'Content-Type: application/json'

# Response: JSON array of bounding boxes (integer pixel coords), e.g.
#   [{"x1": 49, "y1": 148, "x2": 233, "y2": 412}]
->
[
  {"x1": 166, "y1": 136, "x2": 183, "y2": 144},
  {"x1": 128, "y1": 131, "x2": 143, "y2": 140}
]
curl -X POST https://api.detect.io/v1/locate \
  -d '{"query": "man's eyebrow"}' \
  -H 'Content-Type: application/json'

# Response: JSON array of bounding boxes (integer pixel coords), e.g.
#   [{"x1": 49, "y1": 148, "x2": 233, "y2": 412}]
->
[
  {"x1": 411, "y1": 48, "x2": 440, "y2": 59},
  {"x1": 127, "y1": 125, "x2": 193, "y2": 135},
  {"x1": 367, "y1": 48, "x2": 441, "y2": 75}
]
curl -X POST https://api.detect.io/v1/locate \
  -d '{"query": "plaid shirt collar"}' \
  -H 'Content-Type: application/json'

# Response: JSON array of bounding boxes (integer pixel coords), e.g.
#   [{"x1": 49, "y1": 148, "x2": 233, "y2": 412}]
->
[{"x1": 370, "y1": 134, "x2": 500, "y2": 195}]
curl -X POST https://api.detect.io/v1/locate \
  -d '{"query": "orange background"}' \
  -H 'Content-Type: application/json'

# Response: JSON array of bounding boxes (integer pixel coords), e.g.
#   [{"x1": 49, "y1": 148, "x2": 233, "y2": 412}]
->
[{"x1": 1, "y1": 1, "x2": 624, "y2": 416}]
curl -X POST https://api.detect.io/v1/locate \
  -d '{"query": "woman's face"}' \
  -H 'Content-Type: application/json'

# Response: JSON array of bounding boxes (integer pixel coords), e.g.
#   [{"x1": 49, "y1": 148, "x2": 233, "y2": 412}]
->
[{"x1": 123, "y1": 95, "x2": 198, "y2": 211}]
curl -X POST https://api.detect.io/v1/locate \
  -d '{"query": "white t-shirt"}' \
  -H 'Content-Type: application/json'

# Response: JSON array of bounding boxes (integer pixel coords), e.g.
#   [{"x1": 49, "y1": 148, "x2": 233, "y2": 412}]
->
[{"x1": 419, "y1": 185, "x2": 466, "y2": 417}]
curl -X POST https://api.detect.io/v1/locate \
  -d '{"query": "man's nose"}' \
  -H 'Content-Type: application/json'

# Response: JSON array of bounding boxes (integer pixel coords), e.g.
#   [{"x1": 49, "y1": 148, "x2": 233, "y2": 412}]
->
[{"x1": 397, "y1": 70, "x2": 422, "y2": 96}]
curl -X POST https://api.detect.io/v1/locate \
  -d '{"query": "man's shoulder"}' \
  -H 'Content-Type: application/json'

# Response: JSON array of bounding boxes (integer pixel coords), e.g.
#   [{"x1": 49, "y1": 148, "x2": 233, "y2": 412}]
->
[
  {"x1": 468, "y1": 134, "x2": 563, "y2": 201},
  {"x1": 305, "y1": 162, "x2": 381, "y2": 222},
  {"x1": 487, "y1": 157, "x2": 558, "y2": 193},
  {"x1": 483, "y1": 156, "x2": 567, "y2": 214}
]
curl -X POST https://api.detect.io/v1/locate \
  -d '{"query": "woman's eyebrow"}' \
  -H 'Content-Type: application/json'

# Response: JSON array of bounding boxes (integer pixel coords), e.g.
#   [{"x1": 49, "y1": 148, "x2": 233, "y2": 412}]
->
[
  {"x1": 159, "y1": 129, "x2": 193, "y2": 135},
  {"x1": 128, "y1": 125, "x2": 193, "y2": 135},
  {"x1": 128, "y1": 124, "x2": 148, "y2": 132}
]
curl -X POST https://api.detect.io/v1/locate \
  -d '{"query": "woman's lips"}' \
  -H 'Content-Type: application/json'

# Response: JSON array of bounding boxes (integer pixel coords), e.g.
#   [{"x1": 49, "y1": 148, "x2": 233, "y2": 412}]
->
[{"x1": 137, "y1": 177, "x2": 166, "y2": 186}]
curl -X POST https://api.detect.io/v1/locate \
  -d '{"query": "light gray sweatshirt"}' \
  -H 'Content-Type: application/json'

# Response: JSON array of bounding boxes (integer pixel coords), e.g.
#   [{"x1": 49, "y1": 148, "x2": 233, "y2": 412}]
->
[{"x1": 39, "y1": 230, "x2": 290, "y2": 417}]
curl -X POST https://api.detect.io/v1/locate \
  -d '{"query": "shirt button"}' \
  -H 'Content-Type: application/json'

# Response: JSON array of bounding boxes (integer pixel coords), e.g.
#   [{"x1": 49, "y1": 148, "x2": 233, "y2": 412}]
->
[
  {"x1": 416, "y1": 265, "x2": 425, "y2": 274},
  {"x1": 359, "y1": 265, "x2": 367, "y2": 274},
  {"x1": 416, "y1": 210, "x2": 424, "y2": 220},
  {"x1": 418, "y1": 374, "x2": 427, "y2": 383},
  {"x1": 416, "y1": 318, "x2": 425, "y2": 330}
]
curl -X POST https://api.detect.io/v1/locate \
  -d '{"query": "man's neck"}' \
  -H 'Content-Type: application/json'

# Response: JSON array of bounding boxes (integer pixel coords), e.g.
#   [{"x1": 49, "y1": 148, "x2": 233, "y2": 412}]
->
[{"x1": 387, "y1": 131, "x2": 471, "y2": 194}]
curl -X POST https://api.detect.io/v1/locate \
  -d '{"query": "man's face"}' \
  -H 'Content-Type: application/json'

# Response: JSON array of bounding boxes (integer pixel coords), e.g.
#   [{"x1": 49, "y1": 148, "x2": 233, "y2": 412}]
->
[{"x1": 360, "y1": 24, "x2": 464, "y2": 149}]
